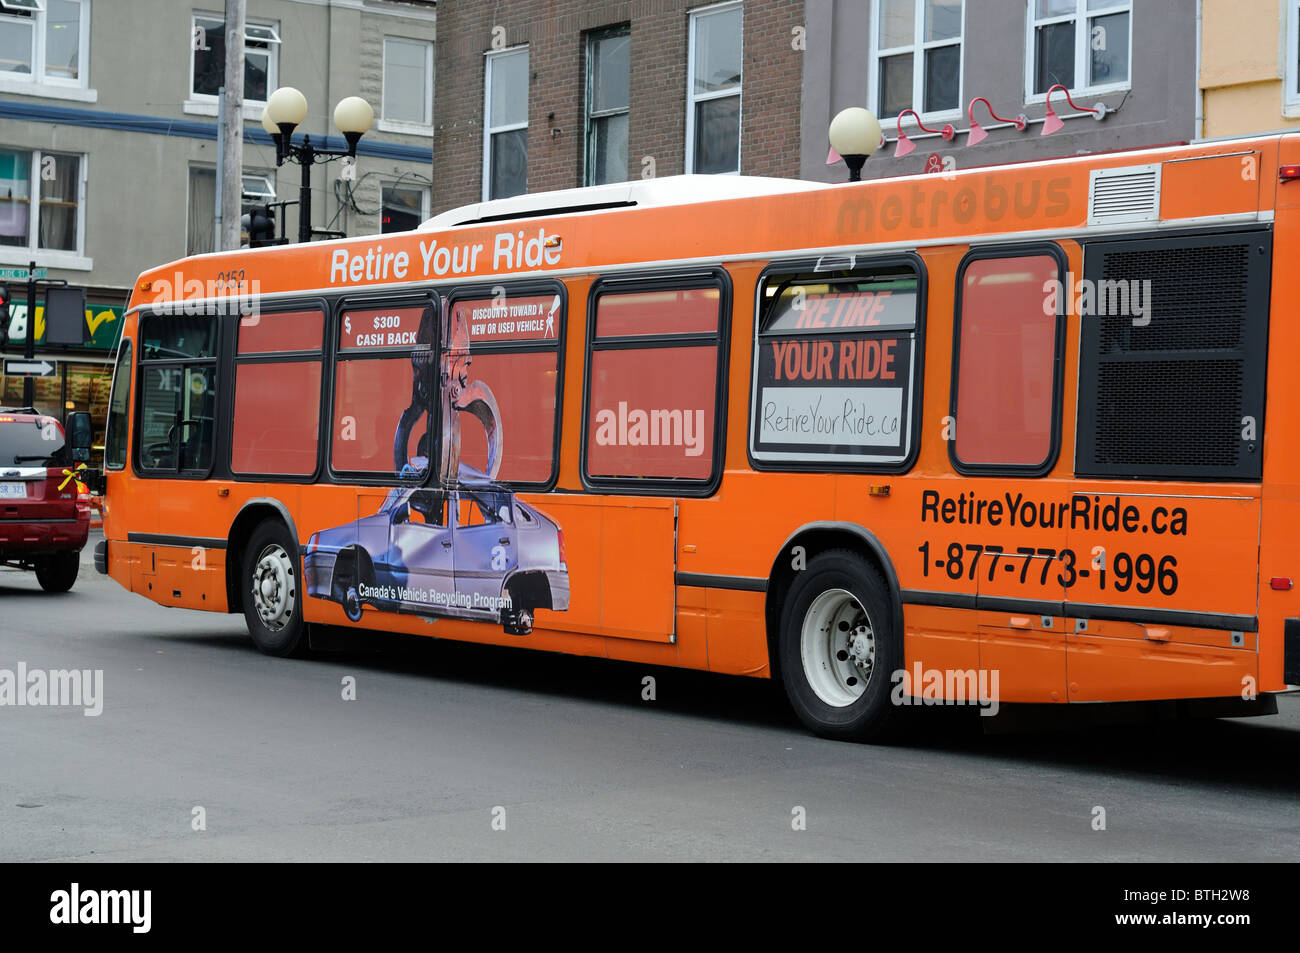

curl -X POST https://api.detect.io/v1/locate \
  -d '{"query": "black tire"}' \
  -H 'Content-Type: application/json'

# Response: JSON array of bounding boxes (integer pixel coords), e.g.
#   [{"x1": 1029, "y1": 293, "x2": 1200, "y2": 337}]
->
[
  {"x1": 778, "y1": 549, "x2": 901, "y2": 742},
  {"x1": 241, "y1": 520, "x2": 308, "y2": 658},
  {"x1": 35, "y1": 551, "x2": 79, "y2": 593},
  {"x1": 343, "y1": 585, "x2": 363, "y2": 623}
]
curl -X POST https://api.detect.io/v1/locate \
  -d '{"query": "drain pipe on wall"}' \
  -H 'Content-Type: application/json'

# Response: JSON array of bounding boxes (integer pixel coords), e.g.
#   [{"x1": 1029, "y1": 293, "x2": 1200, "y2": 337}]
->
[{"x1": 1195, "y1": 0, "x2": 1205, "y2": 140}]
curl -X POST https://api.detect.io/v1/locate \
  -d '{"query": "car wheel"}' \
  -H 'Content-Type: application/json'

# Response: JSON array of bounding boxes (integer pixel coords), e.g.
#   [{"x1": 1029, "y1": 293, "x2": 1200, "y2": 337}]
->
[
  {"x1": 344, "y1": 585, "x2": 364, "y2": 622},
  {"x1": 35, "y1": 551, "x2": 79, "y2": 593},
  {"x1": 778, "y1": 549, "x2": 900, "y2": 742},
  {"x1": 242, "y1": 520, "x2": 307, "y2": 658}
]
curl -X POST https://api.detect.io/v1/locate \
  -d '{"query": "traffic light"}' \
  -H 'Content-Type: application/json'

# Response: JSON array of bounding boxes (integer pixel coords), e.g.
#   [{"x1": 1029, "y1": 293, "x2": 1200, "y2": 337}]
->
[
  {"x1": 0, "y1": 283, "x2": 10, "y2": 352},
  {"x1": 241, "y1": 205, "x2": 279, "y2": 247}
]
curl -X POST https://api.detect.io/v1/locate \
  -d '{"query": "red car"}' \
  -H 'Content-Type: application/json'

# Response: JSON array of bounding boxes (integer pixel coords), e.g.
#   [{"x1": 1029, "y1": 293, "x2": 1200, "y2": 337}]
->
[{"x1": 0, "y1": 407, "x2": 94, "y2": 592}]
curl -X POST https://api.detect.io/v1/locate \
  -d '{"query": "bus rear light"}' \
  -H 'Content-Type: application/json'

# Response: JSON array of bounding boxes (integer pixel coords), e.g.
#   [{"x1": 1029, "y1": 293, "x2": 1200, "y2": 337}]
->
[
  {"x1": 1280, "y1": 164, "x2": 1300, "y2": 181},
  {"x1": 1270, "y1": 577, "x2": 1293, "y2": 590},
  {"x1": 557, "y1": 529, "x2": 566, "y2": 566}
]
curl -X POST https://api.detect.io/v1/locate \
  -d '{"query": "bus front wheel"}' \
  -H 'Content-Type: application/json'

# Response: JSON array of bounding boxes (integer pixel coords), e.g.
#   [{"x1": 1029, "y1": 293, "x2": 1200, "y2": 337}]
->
[
  {"x1": 242, "y1": 520, "x2": 308, "y2": 658},
  {"x1": 778, "y1": 549, "x2": 900, "y2": 741}
]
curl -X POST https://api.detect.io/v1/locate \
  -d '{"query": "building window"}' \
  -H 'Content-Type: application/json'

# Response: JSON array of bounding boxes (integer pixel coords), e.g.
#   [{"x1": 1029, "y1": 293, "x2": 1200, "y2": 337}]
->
[
  {"x1": 0, "y1": 148, "x2": 84, "y2": 256},
  {"x1": 585, "y1": 27, "x2": 630, "y2": 186},
  {"x1": 185, "y1": 167, "x2": 276, "y2": 255},
  {"x1": 381, "y1": 182, "x2": 429, "y2": 233},
  {"x1": 0, "y1": 0, "x2": 88, "y2": 87},
  {"x1": 871, "y1": 0, "x2": 962, "y2": 120},
  {"x1": 1027, "y1": 0, "x2": 1130, "y2": 97},
  {"x1": 483, "y1": 47, "x2": 528, "y2": 201},
  {"x1": 383, "y1": 36, "x2": 433, "y2": 126},
  {"x1": 687, "y1": 2, "x2": 742, "y2": 174},
  {"x1": 191, "y1": 12, "x2": 280, "y2": 103},
  {"x1": 950, "y1": 249, "x2": 1065, "y2": 472}
]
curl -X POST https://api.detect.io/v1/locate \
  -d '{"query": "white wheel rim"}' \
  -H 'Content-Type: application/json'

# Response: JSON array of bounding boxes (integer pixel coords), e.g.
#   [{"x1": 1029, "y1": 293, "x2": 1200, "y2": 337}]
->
[
  {"x1": 251, "y1": 543, "x2": 297, "y2": 633},
  {"x1": 800, "y1": 588, "x2": 875, "y2": 708}
]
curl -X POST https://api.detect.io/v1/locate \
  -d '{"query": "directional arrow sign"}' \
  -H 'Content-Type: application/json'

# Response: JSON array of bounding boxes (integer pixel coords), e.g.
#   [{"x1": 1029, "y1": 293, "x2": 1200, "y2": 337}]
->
[{"x1": 3, "y1": 359, "x2": 55, "y2": 377}]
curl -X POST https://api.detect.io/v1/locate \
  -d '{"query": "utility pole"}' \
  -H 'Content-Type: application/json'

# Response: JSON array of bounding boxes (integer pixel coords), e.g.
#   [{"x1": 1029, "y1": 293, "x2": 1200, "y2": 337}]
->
[{"x1": 218, "y1": 0, "x2": 246, "y2": 250}]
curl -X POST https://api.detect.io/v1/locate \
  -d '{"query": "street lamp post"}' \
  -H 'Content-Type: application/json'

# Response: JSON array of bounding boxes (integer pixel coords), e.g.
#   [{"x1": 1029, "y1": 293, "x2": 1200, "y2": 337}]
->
[
  {"x1": 828, "y1": 107, "x2": 883, "y2": 183},
  {"x1": 261, "y1": 87, "x2": 374, "y2": 243}
]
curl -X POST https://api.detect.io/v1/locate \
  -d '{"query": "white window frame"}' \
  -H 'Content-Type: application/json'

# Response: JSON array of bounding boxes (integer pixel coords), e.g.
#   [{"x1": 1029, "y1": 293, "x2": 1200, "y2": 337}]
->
[
  {"x1": 482, "y1": 45, "x2": 529, "y2": 202},
  {"x1": 1286, "y1": 0, "x2": 1300, "y2": 114},
  {"x1": 380, "y1": 36, "x2": 434, "y2": 134},
  {"x1": 1024, "y1": 0, "x2": 1132, "y2": 104},
  {"x1": 686, "y1": 0, "x2": 743, "y2": 175},
  {"x1": 380, "y1": 180, "x2": 431, "y2": 233},
  {"x1": 0, "y1": 147, "x2": 91, "y2": 270},
  {"x1": 584, "y1": 25, "x2": 631, "y2": 187},
  {"x1": 0, "y1": 0, "x2": 95, "y2": 102},
  {"x1": 182, "y1": 165, "x2": 276, "y2": 255},
  {"x1": 185, "y1": 11, "x2": 280, "y2": 118},
  {"x1": 868, "y1": 0, "x2": 964, "y2": 124}
]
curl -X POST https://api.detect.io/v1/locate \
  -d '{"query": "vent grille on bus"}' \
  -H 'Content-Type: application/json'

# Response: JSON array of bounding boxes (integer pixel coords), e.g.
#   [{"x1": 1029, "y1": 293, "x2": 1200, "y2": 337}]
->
[
  {"x1": 1088, "y1": 165, "x2": 1160, "y2": 226},
  {"x1": 1097, "y1": 243, "x2": 1250, "y2": 353},
  {"x1": 1092, "y1": 360, "x2": 1244, "y2": 469},
  {"x1": 1075, "y1": 230, "x2": 1270, "y2": 481}
]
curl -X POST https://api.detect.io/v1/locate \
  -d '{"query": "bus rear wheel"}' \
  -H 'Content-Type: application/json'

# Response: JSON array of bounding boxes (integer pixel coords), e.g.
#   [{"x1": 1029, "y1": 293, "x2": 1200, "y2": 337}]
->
[
  {"x1": 778, "y1": 549, "x2": 900, "y2": 741},
  {"x1": 242, "y1": 520, "x2": 307, "y2": 658}
]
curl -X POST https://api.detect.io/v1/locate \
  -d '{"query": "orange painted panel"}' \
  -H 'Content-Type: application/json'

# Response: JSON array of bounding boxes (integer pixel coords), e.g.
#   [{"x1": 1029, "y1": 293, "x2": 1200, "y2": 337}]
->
[{"x1": 1160, "y1": 153, "x2": 1261, "y2": 221}]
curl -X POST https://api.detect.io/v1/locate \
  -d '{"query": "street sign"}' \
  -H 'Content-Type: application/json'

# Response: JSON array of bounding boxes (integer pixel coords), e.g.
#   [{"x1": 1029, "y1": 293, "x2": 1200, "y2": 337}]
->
[
  {"x1": 0, "y1": 268, "x2": 47, "y2": 281},
  {"x1": 3, "y1": 359, "x2": 56, "y2": 377}
]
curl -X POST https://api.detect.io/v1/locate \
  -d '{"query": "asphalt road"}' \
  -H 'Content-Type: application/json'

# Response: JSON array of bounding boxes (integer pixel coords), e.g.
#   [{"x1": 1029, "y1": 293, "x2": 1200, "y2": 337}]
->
[{"x1": 1, "y1": 531, "x2": 1296, "y2": 862}]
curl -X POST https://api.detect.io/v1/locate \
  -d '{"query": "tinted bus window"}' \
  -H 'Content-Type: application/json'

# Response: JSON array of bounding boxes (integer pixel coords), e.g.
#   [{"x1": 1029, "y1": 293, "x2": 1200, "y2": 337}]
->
[
  {"x1": 952, "y1": 251, "x2": 1063, "y2": 471},
  {"x1": 140, "y1": 313, "x2": 219, "y2": 360},
  {"x1": 451, "y1": 289, "x2": 563, "y2": 486},
  {"x1": 584, "y1": 277, "x2": 725, "y2": 488},
  {"x1": 232, "y1": 308, "x2": 324, "y2": 477},
  {"x1": 331, "y1": 303, "x2": 434, "y2": 480}
]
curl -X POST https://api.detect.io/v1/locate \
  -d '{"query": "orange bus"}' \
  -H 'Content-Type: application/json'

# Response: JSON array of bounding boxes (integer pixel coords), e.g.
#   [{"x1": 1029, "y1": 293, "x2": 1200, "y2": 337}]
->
[{"x1": 95, "y1": 132, "x2": 1300, "y2": 739}]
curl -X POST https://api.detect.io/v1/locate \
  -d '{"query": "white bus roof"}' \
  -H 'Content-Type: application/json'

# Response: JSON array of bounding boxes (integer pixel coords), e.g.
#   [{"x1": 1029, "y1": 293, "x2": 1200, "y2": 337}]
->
[{"x1": 419, "y1": 174, "x2": 831, "y2": 229}]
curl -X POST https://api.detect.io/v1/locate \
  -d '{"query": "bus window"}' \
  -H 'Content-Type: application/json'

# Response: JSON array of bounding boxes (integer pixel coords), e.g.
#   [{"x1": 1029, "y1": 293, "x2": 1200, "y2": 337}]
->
[
  {"x1": 104, "y1": 338, "x2": 132, "y2": 470},
  {"x1": 750, "y1": 260, "x2": 922, "y2": 470},
  {"x1": 951, "y1": 248, "x2": 1065, "y2": 473},
  {"x1": 231, "y1": 307, "x2": 324, "y2": 477},
  {"x1": 583, "y1": 276, "x2": 727, "y2": 491},
  {"x1": 135, "y1": 313, "x2": 219, "y2": 475},
  {"x1": 331, "y1": 303, "x2": 434, "y2": 480},
  {"x1": 449, "y1": 287, "x2": 563, "y2": 487}
]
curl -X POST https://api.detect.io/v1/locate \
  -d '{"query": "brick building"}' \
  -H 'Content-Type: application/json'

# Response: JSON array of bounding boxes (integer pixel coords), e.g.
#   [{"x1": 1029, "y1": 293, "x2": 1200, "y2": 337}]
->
[{"x1": 432, "y1": 0, "x2": 804, "y2": 213}]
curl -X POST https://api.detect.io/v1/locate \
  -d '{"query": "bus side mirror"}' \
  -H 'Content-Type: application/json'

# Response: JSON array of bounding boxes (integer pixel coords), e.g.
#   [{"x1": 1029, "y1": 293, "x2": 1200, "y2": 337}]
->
[{"x1": 66, "y1": 411, "x2": 93, "y2": 464}]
